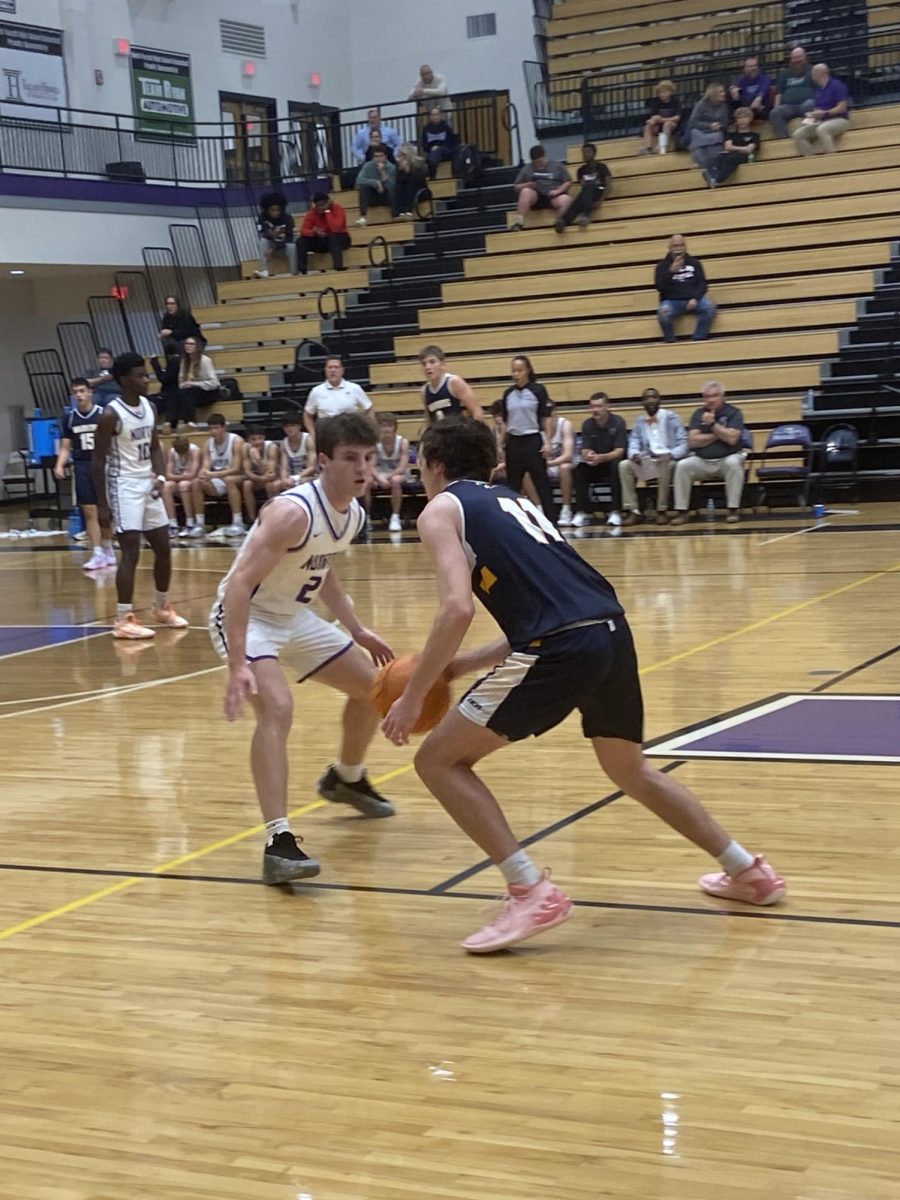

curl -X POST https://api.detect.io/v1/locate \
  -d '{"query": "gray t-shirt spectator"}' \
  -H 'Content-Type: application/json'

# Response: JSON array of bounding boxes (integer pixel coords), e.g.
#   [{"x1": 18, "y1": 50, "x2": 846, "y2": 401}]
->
[
  {"x1": 688, "y1": 403, "x2": 744, "y2": 459},
  {"x1": 776, "y1": 66, "x2": 816, "y2": 106},
  {"x1": 514, "y1": 159, "x2": 571, "y2": 196}
]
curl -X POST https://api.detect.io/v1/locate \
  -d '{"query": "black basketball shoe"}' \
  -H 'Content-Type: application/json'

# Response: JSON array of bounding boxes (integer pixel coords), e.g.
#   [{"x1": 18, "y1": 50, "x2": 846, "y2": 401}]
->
[
  {"x1": 263, "y1": 832, "x2": 321, "y2": 884},
  {"x1": 316, "y1": 766, "x2": 395, "y2": 818}
]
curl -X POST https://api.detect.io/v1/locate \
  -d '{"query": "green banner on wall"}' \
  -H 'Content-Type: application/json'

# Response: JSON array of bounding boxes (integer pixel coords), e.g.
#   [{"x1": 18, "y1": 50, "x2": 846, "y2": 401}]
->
[{"x1": 130, "y1": 46, "x2": 195, "y2": 137}]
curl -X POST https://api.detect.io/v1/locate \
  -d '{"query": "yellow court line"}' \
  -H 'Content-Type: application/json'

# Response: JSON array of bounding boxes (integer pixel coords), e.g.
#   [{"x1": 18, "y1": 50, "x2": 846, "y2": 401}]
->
[
  {"x1": 639, "y1": 560, "x2": 900, "y2": 676},
  {"x1": 0, "y1": 767, "x2": 413, "y2": 945}
]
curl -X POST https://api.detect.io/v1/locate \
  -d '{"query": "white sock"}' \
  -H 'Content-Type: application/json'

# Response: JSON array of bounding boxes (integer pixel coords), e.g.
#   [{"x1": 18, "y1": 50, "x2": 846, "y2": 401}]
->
[
  {"x1": 232, "y1": 514, "x2": 245, "y2": 529},
  {"x1": 186, "y1": 516, "x2": 195, "y2": 527},
  {"x1": 717, "y1": 841, "x2": 755, "y2": 877},
  {"x1": 499, "y1": 849, "x2": 543, "y2": 889},
  {"x1": 195, "y1": 514, "x2": 205, "y2": 528},
  {"x1": 169, "y1": 520, "x2": 178, "y2": 531},
  {"x1": 265, "y1": 816, "x2": 291, "y2": 847},
  {"x1": 116, "y1": 602, "x2": 132, "y2": 619},
  {"x1": 334, "y1": 761, "x2": 364, "y2": 784},
  {"x1": 154, "y1": 591, "x2": 168, "y2": 609}
]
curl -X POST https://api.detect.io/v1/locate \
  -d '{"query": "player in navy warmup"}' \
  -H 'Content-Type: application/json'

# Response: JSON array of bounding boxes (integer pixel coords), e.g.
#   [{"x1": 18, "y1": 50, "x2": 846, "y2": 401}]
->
[
  {"x1": 382, "y1": 420, "x2": 786, "y2": 953},
  {"x1": 54, "y1": 379, "x2": 117, "y2": 571}
]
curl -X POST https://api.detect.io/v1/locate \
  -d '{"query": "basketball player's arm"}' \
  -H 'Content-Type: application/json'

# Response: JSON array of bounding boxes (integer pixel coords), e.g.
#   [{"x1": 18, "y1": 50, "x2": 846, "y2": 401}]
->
[
  {"x1": 53, "y1": 437, "x2": 72, "y2": 480},
  {"x1": 449, "y1": 375, "x2": 485, "y2": 424},
  {"x1": 260, "y1": 445, "x2": 279, "y2": 483},
  {"x1": 446, "y1": 636, "x2": 510, "y2": 681},
  {"x1": 92, "y1": 408, "x2": 118, "y2": 526},
  {"x1": 222, "y1": 503, "x2": 310, "y2": 721},
  {"x1": 222, "y1": 436, "x2": 245, "y2": 479},
  {"x1": 382, "y1": 497, "x2": 475, "y2": 744},
  {"x1": 185, "y1": 446, "x2": 202, "y2": 481},
  {"x1": 149, "y1": 420, "x2": 166, "y2": 481},
  {"x1": 318, "y1": 571, "x2": 393, "y2": 666}
]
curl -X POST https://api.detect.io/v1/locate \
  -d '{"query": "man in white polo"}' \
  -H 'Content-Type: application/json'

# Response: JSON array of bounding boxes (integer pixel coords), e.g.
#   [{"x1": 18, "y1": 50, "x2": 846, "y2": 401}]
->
[{"x1": 303, "y1": 355, "x2": 373, "y2": 440}]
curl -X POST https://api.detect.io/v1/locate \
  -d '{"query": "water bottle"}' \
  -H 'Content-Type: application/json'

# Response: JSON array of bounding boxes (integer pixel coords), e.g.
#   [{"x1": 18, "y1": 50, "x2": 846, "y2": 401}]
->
[
  {"x1": 33, "y1": 407, "x2": 42, "y2": 419},
  {"x1": 658, "y1": 131, "x2": 669, "y2": 154},
  {"x1": 705, "y1": 497, "x2": 716, "y2": 520},
  {"x1": 802, "y1": 388, "x2": 814, "y2": 416},
  {"x1": 747, "y1": 153, "x2": 756, "y2": 163}
]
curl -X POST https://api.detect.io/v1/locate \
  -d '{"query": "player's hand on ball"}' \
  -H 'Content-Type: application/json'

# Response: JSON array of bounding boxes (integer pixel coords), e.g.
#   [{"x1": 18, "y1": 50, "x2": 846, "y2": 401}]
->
[
  {"x1": 224, "y1": 665, "x2": 258, "y2": 722},
  {"x1": 355, "y1": 627, "x2": 394, "y2": 667},
  {"x1": 382, "y1": 692, "x2": 424, "y2": 746}
]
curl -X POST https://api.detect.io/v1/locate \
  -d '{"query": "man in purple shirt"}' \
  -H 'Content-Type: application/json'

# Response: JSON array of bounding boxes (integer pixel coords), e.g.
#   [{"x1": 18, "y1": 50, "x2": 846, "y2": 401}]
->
[
  {"x1": 728, "y1": 56, "x2": 773, "y2": 119},
  {"x1": 792, "y1": 63, "x2": 850, "y2": 155}
]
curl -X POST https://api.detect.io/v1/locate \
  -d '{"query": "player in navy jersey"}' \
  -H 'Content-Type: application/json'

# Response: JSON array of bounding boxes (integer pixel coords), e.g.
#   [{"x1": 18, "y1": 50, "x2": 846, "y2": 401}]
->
[
  {"x1": 382, "y1": 420, "x2": 786, "y2": 953},
  {"x1": 54, "y1": 379, "x2": 116, "y2": 571}
]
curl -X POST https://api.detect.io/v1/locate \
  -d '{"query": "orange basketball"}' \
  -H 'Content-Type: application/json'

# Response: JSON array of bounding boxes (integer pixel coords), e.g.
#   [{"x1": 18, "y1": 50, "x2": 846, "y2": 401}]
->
[{"x1": 371, "y1": 654, "x2": 451, "y2": 734}]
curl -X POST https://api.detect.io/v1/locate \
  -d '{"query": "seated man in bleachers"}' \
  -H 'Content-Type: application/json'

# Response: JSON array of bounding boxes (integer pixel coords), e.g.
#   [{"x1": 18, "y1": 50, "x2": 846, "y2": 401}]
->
[
  {"x1": 367, "y1": 412, "x2": 409, "y2": 533},
  {"x1": 351, "y1": 108, "x2": 402, "y2": 163},
  {"x1": 162, "y1": 433, "x2": 201, "y2": 538},
  {"x1": 571, "y1": 392, "x2": 627, "y2": 528},
  {"x1": 655, "y1": 234, "x2": 717, "y2": 342},
  {"x1": 509, "y1": 144, "x2": 572, "y2": 231},
  {"x1": 83, "y1": 348, "x2": 119, "y2": 404},
  {"x1": 672, "y1": 381, "x2": 745, "y2": 525},
  {"x1": 420, "y1": 106, "x2": 458, "y2": 179},
  {"x1": 556, "y1": 143, "x2": 611, "y2": 232},
  {"x1": 728, "y1": 56, "x2": 773, "y2": 121},
  {"x1": 274, "y1": 414, "x2": 316, "y2": 492},
  {"x1": 792, "y1": 63, "x2": 850, "y2": 156},
  {"x1": 255, "y1": 192, "x2": 297, "y2": 279},
  {"x1": 770, "y1": 46, "x2": 816, "y2": 138},
  {"x1": 241, "y1": 426, "x2": 281, "y2": 523},
  {"x1": 355, "y1": 147, "x2": 398, "y2": 226},
  {"x1": 190, "y1": 413, "x2": 246, "y2": 538},
  {"x1": 297, "y1": 192, "x2": 351, "y2": 274},
  {"x1": 547, "y1": 406, "x2": 575, "y2": 525},
  {"x1": 618, "y1": 387, "x2": 687, "y2": 527},
  {"x1": 640, "y1": 80, "x2": 682, "y2": 154}
]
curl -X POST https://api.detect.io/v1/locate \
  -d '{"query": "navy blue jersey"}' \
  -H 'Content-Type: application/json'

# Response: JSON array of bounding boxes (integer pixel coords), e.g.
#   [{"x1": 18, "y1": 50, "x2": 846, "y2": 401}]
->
[
  {"x1": 62, "y1": 404, "x2": 104, "y2": 461},
  {"x1": 445, "y1": 479, "x2": 624, "y2": 647},
  {"x1": 423, "y1": 374, "x2": 464, "y2": 424}
]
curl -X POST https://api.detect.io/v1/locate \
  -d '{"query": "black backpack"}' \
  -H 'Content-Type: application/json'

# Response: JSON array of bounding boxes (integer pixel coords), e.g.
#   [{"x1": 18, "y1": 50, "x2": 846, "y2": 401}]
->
[{"x1": 453, "y1": 143, "x2": 482, "y2": 181}]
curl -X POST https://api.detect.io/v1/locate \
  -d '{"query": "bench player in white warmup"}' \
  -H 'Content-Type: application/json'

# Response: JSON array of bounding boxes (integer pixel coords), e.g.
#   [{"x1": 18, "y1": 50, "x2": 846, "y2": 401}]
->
[
  {"x1": 211, "y1": 412, "x2": 397, "y2": 884},
  {"x1": 93, "y1": 353, "x2": 188, "y2": 640}
]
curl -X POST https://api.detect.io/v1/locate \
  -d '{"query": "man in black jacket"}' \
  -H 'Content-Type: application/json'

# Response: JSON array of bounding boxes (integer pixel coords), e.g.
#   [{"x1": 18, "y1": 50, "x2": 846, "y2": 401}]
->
[
  {"x1": 555, "y1": 143, "x2": 612, "y2": 232},
  {"x1": 655, "y1": 234, "x2": 717, "y2": 342},
  {"x1": 571, "y1": 392, "x2": 628, "y2": 527}
]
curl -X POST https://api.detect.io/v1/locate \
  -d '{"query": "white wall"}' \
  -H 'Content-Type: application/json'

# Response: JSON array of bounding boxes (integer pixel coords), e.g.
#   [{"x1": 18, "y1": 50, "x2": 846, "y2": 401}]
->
[{"x1": 0, "y1": 204, "x2": 195, "y2": 267}]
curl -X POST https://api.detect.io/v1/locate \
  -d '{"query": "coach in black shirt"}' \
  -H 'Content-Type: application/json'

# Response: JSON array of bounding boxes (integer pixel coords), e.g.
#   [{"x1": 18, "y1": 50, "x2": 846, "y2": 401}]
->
[{"x1": 571, "y1": 392, "x2": 627, "y2": 527}]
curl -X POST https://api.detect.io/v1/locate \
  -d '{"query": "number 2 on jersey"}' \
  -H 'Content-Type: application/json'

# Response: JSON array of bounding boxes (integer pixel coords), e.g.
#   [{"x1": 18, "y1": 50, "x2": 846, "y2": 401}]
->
[
  {"x1": 296, "y1": 574, "x2": 323, "y2": 604},
  {"x1": 498, "y1": 496, "x2": 564, "y2": 545}
]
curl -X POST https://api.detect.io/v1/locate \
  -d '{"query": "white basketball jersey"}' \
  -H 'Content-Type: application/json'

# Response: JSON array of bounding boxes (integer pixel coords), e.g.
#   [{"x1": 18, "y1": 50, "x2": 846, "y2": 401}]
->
[
  {"x1": 169, "y1": 447, "x2": 192, "y2": 476},
  {"x1": 281, "y1": 433, "x2": 309, "y2": 475},
  {"x1": 208, "y1": 433, "x2": 237, "y2": 471},
  {"x1": 550, "y1": 416, "x2": 567, "y2": 458},
  {"x1": 106, "y1": 396, "x2": 156, "y2": 481},
  {"x1": 247, "y1": 441, "x2": 274, "y2": 477},
  {"x1": 216, "y1": 479, "x2": 365, "y2": 618},
  {"x1": 376, "y1": 434, "x2": 405, "y2": 473}
]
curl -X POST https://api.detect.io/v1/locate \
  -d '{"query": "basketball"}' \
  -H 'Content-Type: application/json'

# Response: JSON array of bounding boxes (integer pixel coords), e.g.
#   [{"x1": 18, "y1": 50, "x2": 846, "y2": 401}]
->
[{"x1": 371, "y1": 654, "x2": 451, "y2": 734}]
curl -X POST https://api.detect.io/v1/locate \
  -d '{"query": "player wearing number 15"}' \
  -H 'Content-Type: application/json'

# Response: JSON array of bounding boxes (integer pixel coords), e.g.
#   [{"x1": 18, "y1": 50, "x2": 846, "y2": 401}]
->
[
  {"x1": 93, "y1": 353, "x2": 188, "y2": 640},
  {"x1": 211, "y1": 412, "x2": 397, "y2": 885},
  {"x1": 382, "y1": 420, "x2": 786, "y2": 953}
]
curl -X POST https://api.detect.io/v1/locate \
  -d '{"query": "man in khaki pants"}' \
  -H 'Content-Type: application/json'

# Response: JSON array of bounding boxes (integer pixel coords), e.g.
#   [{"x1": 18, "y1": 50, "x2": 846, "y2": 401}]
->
[
  {"x1": 671, "y1": 382, "x2": 746, "y2": 524},
  {"x1": 619, "y1": 387, "x2": 687, "y2": 526}
]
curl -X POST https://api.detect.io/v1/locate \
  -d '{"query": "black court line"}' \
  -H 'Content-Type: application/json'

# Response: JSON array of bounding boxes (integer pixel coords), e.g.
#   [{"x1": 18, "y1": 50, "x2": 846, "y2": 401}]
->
[
  {"x1": 3, "y1": 862, "x2": 900, "y2": 932},
  {"x1": 812, "y1": 643, "x2": 900, "y2": 692},
  {"x1": 428, "y1": 761, "x2": 687, "y2": 895}
]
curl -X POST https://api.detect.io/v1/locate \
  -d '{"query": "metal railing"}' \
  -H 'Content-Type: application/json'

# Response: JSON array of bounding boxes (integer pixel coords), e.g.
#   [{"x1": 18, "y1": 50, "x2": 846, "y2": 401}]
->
[{"x1": 0, "y1": 88, "x2": 514, "y2": 187}]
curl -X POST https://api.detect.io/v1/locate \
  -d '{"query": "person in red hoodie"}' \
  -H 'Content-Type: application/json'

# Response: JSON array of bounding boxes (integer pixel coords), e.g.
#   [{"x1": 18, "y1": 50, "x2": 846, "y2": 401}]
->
[{"x1": 297, "y1": 192, "x2": 351, "y2": 274}]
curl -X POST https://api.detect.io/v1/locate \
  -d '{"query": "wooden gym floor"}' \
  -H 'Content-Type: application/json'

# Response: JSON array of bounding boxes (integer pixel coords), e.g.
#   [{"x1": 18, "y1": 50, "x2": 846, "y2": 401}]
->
[{"x1": 2, "y1": 506, "x2": 900, "y2": 1199}]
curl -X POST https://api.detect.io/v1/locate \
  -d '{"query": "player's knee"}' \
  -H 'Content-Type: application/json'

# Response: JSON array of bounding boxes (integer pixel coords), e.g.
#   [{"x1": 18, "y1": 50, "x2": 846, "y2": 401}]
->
[{"x1": 259, "y1": 690, "x2": 293, "y2": 729}]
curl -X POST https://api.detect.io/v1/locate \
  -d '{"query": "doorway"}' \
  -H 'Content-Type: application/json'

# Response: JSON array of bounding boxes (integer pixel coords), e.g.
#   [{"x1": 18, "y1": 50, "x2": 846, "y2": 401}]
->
[{"x1": 219, "y1": 92, "x2": 278, "y2": 184}]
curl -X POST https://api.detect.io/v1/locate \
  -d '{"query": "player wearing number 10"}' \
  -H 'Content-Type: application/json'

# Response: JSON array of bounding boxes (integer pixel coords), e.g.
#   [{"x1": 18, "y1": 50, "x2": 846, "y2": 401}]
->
[
  {"x1": 211, "y1": 412, "x2": 397, "y2": 885},
  {"x1": 382, "y1": 420, "x2": 786, "y2": 953}
]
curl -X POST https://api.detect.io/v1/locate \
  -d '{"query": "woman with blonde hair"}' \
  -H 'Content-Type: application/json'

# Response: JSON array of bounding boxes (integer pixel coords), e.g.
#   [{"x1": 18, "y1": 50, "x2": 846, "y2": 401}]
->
[
  {"x1": 394, "y1": 141, "x2": 429, "y2": 218},
  {"x1": 686, "y1": 82, "x2": 731, "y2": 171},
  {"x1": 176, "y1": 335, "x2": 220, "y2": 427}
]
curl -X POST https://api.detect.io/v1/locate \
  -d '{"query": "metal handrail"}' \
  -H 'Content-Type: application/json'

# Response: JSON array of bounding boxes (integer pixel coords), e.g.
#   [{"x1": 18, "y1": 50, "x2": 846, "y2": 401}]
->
[
  {"x1": 367, "y1": 235, "x2": 397, "y2": 310},
  {"x1": 415, "y1": 187, "x2": 442, "y2": 262},
  {"x1": 502, "y1": 101, "x2": 524, "y2": 166},
  {"x1": 315, "y1": 288, "x2": 347, "y2": 359}
]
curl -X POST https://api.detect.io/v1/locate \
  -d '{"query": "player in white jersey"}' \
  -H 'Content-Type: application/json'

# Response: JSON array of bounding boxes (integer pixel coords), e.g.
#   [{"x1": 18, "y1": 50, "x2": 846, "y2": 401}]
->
[
  {"x1": 273, "y1": 413, "x2": 315, "y2": 493},
  {"x1": 547, "y1": 410, "x2": 575, "y2": 524},
  {"x1": 94, "y1": 353, "x2": 189, "y2": 640},
  {"x1": 162, "y1": 434, "x2": 201, "y2": 536},
  {"x1": 211, "y1": 412, "x2": 396, "y2": 884},
  {"x1": 367, "y1": 411, "x2": 409, "y2": 532},
  {"x1": 241, "y1": 426, "x2": 281, "y2": 522},
  {"x1": 190, "y1": 413, "x2": 246, "y2": 537}
]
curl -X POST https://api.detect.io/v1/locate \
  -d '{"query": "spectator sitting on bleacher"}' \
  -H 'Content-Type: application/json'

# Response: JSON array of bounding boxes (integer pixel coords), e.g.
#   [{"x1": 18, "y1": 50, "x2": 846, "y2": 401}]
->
[
  {"x1": 297, "y1": 192, "x2": 350, "y2": 274},
  {"x1": 255, "y1": 191, "x2": 297, "y2": 278},
  {"x1": 190, "y1": 413, "x2": 246, "y2": 538},
  {"x1": 571, "y1": 392, "x2": 627, "y2": 528},
  {"x1": 770, "y1": 46, "x2": 816, "y2": 138},
  {"x1": 241, "y1": 427, "x2": 281, "y2": 523},
  {"x1": 420, "y1": 106, "x2": 458, "y2": 179},
  {"x1": 355, "y1": 148, "x2": 398, "y2": 226},
  {"x1": 150, "y1": 338, "x2": 181, "y2": 431},
  {"x1": 556, "y1": 143, "x2": 611, "y2": 231},
  {"x1": 368, "y1": 412, "x2": 409, "y2": 533},
  {"x1": 363, "y1": 128, "x2": 396, "y2": 163},
  {"x1": 163, "y1": 433, "x2": 201, "y2": 538},
  {"x1": 303, "y1": 355, "x2": 373, "y2": 438},
  {"x1": 497, "y1": 354, "x2": 556, "y2": 521},
  {"x1": 275, "y1": 414, "x2": 316, "y2": 492},
  {"x1": 177, "y1": 336, "x2": 220, "y2": 426},
  {"x1": 420, "y1": 345, "x2": 485, "y2": 423},
  {"x1": 640, "y1": 80, "x2": 682, "y2": 155},
  {"x1": 510, "y1": 144, "x2": 572, "y2": 232},
  {"x1": 158, "y1": 295, "x2": 202, "y2": 348},
  {"x1": 655, "y1": 234, "x2": 717, "y2": 342},
  {"x1": 705, "y1": 108, "x2": 760, "y2": 187},
  {"x1": 409, "y1": 65, "x2": 450, "y2": 111},
  {"x1": 395, "y1": 144, "x2": 429, "y2": 219},
  {"x1": 618, "y1": 387, "x2": 687, "y2": 527},
  {"x1": 352, "y1": 108, "x2": 402, "y2": 163},
  {"x1": 547, "y1": 405, "x2": 575, "y2": 525},
  {"x1": 792, "y1": 63, "x2": 850, "y2": 156},
  {"x1": 83, "y1": 347, "x2": 119, "y2": 403},
  {"x1": 686, "y1": 83, "x2": 730, "y2": 173},
  {"x1": 728, "y1": 57, "x2": 773, "y2": 120},
  {"x1": 672, "y1": 381, "x2": 745, "y2": 525}
]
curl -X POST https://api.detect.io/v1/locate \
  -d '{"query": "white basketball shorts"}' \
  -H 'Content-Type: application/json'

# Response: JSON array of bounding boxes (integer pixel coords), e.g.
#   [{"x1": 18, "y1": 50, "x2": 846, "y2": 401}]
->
[
  {"x1": 208, "y1": 600, "x2": 353, "y2": 682},
  {"x1": 109, "y1": 477, "x2": 168, "y2": 534}
]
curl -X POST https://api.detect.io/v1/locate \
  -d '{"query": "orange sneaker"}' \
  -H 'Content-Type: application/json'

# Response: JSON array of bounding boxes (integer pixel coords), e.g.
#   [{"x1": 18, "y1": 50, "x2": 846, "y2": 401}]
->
[
  {"x1": 152, "y1": 604, "x2": 189, "y2": 629},
  {"x1": 113, "y1": 613, "x2": 155, "y2": 640}
]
